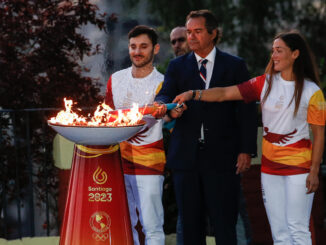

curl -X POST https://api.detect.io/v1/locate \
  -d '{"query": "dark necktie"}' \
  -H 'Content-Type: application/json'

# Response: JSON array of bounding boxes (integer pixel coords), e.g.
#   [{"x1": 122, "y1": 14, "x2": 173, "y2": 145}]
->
[{"x1": 199, "y1": 59, "x2": 208, "y2": 83}]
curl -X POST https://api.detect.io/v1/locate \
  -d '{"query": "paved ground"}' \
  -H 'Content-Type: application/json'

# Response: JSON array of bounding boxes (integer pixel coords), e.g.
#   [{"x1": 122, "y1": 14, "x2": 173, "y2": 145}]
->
[
  {"x1": 165, "y1": 234, "x2": 216, "y2": 245},
  {"x1": 165, "y1": 214, "x2": 249, "y2": 245}
]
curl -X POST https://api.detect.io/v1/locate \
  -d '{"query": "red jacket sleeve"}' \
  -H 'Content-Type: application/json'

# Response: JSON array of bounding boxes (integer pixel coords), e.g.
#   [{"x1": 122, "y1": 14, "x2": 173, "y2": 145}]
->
[{"x1": 237, "y1": 74, "x2": 266, "y2": 103}]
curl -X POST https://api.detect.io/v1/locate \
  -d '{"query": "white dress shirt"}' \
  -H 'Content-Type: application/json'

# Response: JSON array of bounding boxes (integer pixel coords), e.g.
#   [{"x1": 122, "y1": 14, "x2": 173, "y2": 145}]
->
[{"x1": 194, "y1": 47, "x2": 216, "y2": 140}]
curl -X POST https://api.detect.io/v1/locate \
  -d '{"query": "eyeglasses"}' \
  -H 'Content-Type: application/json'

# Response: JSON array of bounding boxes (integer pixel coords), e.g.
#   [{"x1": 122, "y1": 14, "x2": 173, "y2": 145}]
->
[{"x1": 171, "y1": 37, "x2": 186, "y2": 45}]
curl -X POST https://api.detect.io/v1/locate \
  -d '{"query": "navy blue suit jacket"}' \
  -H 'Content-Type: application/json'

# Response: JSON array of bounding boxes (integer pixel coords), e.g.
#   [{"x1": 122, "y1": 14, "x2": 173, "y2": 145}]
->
[{"x1": 156, "y1": 48, "x2": 257, "y2": 172}]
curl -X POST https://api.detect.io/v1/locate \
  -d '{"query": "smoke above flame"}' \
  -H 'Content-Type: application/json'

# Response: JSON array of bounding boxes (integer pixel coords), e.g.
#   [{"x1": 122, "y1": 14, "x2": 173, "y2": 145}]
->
[{"x1": 49, "y1": 98, "x2": 143, "y2": 127}]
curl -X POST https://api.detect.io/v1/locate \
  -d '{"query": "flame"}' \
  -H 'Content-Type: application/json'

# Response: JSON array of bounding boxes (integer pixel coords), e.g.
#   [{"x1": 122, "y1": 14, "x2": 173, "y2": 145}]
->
[
  {"x1": 127, "y1": 103, "x2": 143, "y2": 125},
  {"x1": 49, "y1": 98, "x2": 144, "y2": 127}
]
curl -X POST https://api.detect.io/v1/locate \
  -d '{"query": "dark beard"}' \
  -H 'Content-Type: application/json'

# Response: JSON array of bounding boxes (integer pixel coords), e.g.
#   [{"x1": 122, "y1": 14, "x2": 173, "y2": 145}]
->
[{"x1": 131, "y1": 50, "x2": 154, "y2": 68}]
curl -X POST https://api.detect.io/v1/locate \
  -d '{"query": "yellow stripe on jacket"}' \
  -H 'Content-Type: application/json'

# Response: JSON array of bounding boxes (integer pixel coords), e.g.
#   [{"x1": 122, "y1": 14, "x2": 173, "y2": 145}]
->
[
  {"x1": 308, "y1": 89, "x2": 326, "y2": 125},
  {"x1": 262, "y1": 138, "x2": 311, "y2": 168},
  {"x1": 120, "y1": 140, "x2": 166, "y2": 172}
]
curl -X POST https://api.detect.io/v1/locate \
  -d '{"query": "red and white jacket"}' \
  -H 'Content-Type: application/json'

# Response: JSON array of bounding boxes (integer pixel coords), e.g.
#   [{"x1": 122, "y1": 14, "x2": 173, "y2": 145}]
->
[
  {"x1": 105, "y1": 67, "x2": 165, "y2": 175},
  {"x1": 238, "y1": 73, "x2": 326, "y2": 175}
]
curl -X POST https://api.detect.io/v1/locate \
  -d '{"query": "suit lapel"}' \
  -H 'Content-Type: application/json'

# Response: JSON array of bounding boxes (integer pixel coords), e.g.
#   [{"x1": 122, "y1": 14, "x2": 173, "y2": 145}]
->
[
  {"x1": 186, "y1": 52, "x2": 206, "y2": 89},
  {"x1": 209, "y1": 48, "x2": 225, "y2": 88}
]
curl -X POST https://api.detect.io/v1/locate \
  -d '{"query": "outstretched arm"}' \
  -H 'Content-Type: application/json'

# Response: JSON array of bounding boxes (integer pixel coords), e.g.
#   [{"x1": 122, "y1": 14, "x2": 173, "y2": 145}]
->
[
  {"x1": 306, "y1": 124, "x2": 325, "y2": 193},
  {"x1": 173, "y1": 85, "x2": 243, "y2": 104}
]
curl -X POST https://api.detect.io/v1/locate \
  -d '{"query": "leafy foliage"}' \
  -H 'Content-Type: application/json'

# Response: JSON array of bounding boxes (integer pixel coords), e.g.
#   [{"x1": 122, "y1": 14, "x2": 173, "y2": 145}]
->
[
  {"x1": 0, "y1": 0, "x2": 105, "y2": 237},
  {"x1": 0, "y1": 0, "x2": 105, "y2": 109}
]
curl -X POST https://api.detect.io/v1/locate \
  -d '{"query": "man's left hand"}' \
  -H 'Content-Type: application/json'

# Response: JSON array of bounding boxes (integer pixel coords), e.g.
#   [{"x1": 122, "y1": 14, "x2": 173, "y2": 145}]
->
[
  {"x1": 236, "y1": 153, "x2": 251, "y2": 174},
  {"x1": 169, "y1": 103, "x2": 187, "y2": 119},
  {"x1": 152, "y1": 102, "x2": 167, "y2": 119}
]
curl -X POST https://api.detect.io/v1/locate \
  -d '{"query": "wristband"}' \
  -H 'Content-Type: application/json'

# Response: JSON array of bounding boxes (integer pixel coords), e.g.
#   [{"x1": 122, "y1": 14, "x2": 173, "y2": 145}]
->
[
  {"x1": 198, "y1": 90, "x2": 203, "y2": 101},
  {"x1": 191, "y1": 90, "x2": 196, "y2": 100}
]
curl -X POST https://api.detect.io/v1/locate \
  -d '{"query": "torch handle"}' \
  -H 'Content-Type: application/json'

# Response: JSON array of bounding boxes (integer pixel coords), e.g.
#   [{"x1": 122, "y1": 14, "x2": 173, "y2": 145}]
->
[
  {"x1": 108, "y1": 103, "x2": 179, "y2": 117},
  {"x1": 139, "y1": 103, "x2": 180, "y2": 115},
  {"x1": 166, "y1": 103, "x2": 178, "y2": 110}
]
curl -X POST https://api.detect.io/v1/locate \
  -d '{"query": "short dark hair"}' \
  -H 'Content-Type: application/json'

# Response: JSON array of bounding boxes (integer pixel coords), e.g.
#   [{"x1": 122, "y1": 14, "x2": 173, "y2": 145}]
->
[
  {"x1": 186, "y1": 9, "x2": 221, "y2": 44},
  {"x1": 128, "y1": 25, "x2": 158, "y2": 46}
]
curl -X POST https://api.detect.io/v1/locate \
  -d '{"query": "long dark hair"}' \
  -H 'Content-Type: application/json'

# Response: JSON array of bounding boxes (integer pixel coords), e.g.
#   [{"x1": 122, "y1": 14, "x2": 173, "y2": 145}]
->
[{"x1": 263, "y1": 30, "x2": 320, "y2": 116}]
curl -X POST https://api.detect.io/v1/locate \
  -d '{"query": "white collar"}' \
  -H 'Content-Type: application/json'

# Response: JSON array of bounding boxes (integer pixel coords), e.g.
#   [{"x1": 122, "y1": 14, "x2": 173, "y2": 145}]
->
[{"x1": 194, "y1": 47, "x2": 216, "y2": 63}]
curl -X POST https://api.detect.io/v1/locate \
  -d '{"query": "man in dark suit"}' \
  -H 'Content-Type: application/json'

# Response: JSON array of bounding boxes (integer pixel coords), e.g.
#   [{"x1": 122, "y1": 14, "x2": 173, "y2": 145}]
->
[{"x1": 155, "y1": 10, "x2": 257, "y2": 245}]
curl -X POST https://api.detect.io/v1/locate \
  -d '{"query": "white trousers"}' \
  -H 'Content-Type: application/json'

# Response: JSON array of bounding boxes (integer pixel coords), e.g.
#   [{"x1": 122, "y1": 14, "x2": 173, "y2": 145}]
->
[
  {"x1": 261, "y1": 173, "x2": 314, "y2": 245},
  {"x1": 124, "y1": 174, "x2": 165, "y2": 245}
]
